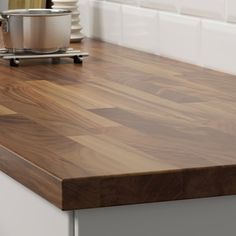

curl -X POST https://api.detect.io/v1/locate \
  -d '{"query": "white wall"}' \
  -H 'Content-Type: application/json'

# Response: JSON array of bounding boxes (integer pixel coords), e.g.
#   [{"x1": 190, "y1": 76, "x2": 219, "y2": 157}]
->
[
  {"x1": 0, "y1": 0, "x2": 8, "y2": 11},
  {"x1": 93, "y1": 0, "x2": 234, "y2": 22},
  {"x1": 79, "y1": 0, "x2": 236, "y2": 76}
]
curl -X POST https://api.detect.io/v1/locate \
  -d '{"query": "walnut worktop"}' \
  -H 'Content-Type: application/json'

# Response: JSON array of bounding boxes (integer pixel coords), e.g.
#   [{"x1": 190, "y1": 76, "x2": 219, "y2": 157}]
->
[{"x1": 1, "y1": 40, "x2": 236, "y2": 210}]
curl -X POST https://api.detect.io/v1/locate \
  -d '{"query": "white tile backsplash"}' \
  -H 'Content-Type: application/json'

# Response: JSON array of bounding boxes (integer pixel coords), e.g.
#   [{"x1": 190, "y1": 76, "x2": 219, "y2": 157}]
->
[
  {"x1": 78, "y1": 0, "x2": 236, "y2": 76},
  {"x1": 140, "y1": 0, "x2": 179, "y2": 12},
  {"x1": 202, "y1": 20, "x2": 236, "y2": 75},
  {"x1": 160, "y1": 13, "x2": 201, "y2": 64},
  {"x1": 89, "y1": 0, "x2": 122, "y2": 44},
  {"x1": 180, "y1": 0, "x2": 225, "y2": 20},
  {"x1": 226, "y1": 0, "x2": 236, "y2": 23},
  {"x1": 103, "y1": 0, "x2": 229, "y2": 21},
  {"x1": 79, "y1": 0, "x2": 90, "y2": 36},
  {"x1": 122, "y1": 5, "x2": 160, "y2": 54},
  {"x1": 108, "y1": 0, "x2": 139, "y2": 5}
]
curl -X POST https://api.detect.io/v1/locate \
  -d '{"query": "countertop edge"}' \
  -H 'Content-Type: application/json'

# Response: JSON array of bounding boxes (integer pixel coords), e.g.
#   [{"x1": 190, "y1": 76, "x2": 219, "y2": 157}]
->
[
  {"x1": 61, "y1": 165, "x2": 236, "y2": 210},
  {"x1": 2, "y1": 143, "x2": 236, "y2": 210}
]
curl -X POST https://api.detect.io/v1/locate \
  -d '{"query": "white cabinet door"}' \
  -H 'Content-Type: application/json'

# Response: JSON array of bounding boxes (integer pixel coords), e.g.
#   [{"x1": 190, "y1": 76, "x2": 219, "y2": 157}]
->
[
  {"x1": 75, "y1": 196, "x2": 236, "y2": 236},
  {"x1": 0, "y1": 171, "x2": 74, "y2": 236}
]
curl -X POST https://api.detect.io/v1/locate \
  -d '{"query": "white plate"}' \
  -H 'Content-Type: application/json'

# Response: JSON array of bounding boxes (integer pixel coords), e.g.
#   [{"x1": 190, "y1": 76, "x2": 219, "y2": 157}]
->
[
  {"x1": 71, "y1": 34, "x2": 84, "y2": 41},
  {"x1": 52, "y1": 5, "x2": 77, "y2": 9},
  {"x1": 72, "y1": 11, "x2": 80, "y2": 16},
  {"x1": 71, "y1": 25, "x2": 82, "y2": 30},
  {"x1": 72, "y1": 22, "x2": 81, "y2": 26},
  {"x1": 53, "y1": 0, "x2": 77, "y2": 2},
  {"x1": 53, "y1": 4, "x2": 77, "y2": 7},
  {"x1": 72, "y1": 18, "x2": 80, "y2": 23}
]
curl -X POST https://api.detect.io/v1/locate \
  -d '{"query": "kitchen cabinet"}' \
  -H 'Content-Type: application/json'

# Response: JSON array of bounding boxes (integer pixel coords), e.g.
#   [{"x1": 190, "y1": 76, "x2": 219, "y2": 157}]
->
[
  {"x1": 8, "y1": 0, "x2": 46, "y2": 9},
  {"x1": 0, "y1": 172, "x2": 73, "y2": 236},
  {"x1": 1, "y1": 39, "x2": 236, "y2": 236},
  {"x1": 1, "y1": 170, "x2": 236, "y2": 236}
]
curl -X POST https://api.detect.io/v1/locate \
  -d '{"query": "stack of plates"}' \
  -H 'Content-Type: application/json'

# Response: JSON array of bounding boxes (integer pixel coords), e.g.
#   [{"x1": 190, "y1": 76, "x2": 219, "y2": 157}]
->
[{"x1": 52, "y1": 0, "x2": 84, "y2": 42}]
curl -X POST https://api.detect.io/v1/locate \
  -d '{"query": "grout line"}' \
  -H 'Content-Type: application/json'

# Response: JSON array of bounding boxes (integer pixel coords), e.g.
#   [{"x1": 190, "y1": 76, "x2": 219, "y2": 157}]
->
[
  {"x1": 198, "y1": 19, "x2": 203, "y2": 67},
  {"x1": 119, "y1": 4, "x2": 123, "y2": 46}
]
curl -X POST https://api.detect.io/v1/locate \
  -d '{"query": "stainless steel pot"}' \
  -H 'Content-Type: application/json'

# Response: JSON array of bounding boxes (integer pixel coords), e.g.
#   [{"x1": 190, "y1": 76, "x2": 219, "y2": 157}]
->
[{"x1": 0, "y1": 9, "x2": 72, "y2": 53}]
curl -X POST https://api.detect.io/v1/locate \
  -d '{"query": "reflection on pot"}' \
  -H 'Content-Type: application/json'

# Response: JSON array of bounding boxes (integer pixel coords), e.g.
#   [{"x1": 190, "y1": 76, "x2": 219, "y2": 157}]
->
[{"x1": 0, "y1": 9, "x2": 72, "y2": 53}]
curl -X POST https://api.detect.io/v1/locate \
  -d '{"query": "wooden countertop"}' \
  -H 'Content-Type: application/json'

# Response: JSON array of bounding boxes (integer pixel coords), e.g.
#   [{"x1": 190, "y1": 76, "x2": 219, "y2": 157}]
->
[{"x1": 1, "y1": 39, "x2": 236, "y2": 210}]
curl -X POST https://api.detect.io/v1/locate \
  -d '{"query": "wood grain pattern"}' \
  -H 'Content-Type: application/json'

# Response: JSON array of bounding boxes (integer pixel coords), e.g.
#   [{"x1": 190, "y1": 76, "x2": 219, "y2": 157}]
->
[{"x1": 1, "y1": 39, "x2": 236, "y2": 210}]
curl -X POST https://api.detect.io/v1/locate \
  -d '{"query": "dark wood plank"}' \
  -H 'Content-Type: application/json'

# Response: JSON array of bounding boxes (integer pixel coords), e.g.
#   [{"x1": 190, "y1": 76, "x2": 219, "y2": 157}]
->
[{"x1": 1, "y1": 39, "x2": 236, "y2": 210}]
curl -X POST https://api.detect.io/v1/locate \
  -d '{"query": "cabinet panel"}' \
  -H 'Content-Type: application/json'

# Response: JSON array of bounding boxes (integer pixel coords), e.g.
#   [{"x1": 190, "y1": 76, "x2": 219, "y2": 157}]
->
[
  {"x1": 75, "y1": 196, "x2": 236, "y2": 236},
  {"x1": 0, "y1": 171, "x2": 73, "y2": 236}
]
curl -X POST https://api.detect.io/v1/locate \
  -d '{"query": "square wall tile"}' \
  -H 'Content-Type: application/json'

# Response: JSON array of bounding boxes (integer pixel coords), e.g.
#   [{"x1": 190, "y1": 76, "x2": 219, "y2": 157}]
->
[
  {"x1": 140, "y1": 0, "x2": 180, "y2": 12},
  {"x1": 89, "y1": 0, "x2": 122, "y2": 44},
  {"x1": 202, "y1": 20, "x2": 236, "y2": 75},
  {"x1": 107, "y1": 0, "x2": 139, "y2": 6},
  {"x1": 79, "y1": 0, "x2": 90, "y2": 36},
  {"x1": 121, "y1": 5, "x2": 160, "y2": 54},
  {"x1": 180, "y1": 0, "x2": 225, "y2": 20},
  {"x1": 226, "y1": 0, "x2": 236, "y2": 23},
  {"x1": 160, "y1": 13, "x2": 201, "y2": 65}
]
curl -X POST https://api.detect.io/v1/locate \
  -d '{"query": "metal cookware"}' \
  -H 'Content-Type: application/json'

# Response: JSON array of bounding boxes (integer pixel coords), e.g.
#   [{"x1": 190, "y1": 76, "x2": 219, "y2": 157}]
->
[{"x1": 0, "y1": 9, "x2": 72, "y2": 53}]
